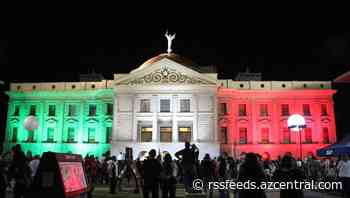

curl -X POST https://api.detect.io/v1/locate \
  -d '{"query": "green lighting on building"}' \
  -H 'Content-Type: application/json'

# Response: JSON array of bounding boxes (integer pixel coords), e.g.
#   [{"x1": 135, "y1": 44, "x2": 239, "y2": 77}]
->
[{"x1": 4, "y1": 87, "x2": 114, "y2": 157}]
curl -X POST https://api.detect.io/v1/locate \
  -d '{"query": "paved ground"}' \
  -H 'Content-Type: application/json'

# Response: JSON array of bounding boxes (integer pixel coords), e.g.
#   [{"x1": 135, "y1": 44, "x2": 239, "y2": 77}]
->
[
  {"x1": 5, "y1": 184, "x2": 343, "y2": 198},
  {"x1": 91, "y1": 184, "x2": 343, "y2": 198}
]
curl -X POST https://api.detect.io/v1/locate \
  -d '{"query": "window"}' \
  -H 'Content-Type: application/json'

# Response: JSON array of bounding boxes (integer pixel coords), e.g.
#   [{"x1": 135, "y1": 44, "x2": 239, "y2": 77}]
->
[
  {"x1": 282, "y1": 127, "x2": 290, "y2": 143},
  {"x1": 303, "y1": 104, "x2": 311, "y2": 116},
  {"x1": 48, "y1": 105, "x2": 56, "y2": 116},
  {"x1": 107, "y1": 103, "x2": 113, "y2": 115},
  {"x1": 239, "y1": 128, "x2": 247, "y2": 144},
  {"x1": 321, "y1": 104, "x2": 328, "y2": 116},
  {"x1": 13, "y1": 105, "x2": 20, "y2": 116},
  {"x1": 260, "y1": 104, "x2": 268, "y2": 116},
  {"x1": 220, "y1": 103, "x2": 228, "y2": 115},
  {"x1": 323, "y1": 127, "x2": 330, "y2": 144},
  {"x1": 178, "y1": 127, "x2": 192, "y2": 142},
  {"x1": 160, "y1": 99, "x2": 170, "y2": 112},
  {"x1": 106, "y1": 127, "x2": 112, "y2": 143},
  {"x1": 88, "y1": 128, "x2": 96, "y2": 143},
  {"x1": 12, "y1": 127, "x2": 18, "y2": 143},
  {"x1": 27, "y1": 130, "x2": 34, "y2": 142},
  {"x1": 160, "y1": 127, "x2": 172, "y2": 142},
  {"x1": 68, "y1": 105, "x2": 77, "y2": 116},
  {"x1": 29, "y1": 105, "x2": 36, "y2": 115},
  {"x1": 47, "y1": 127, "x2": 54, "y2": 142},
  {"x1": 140, "y1": 99, "x2": 151, "y2": 112},
  {"x1": 304, "y1": 128, "x2": 312, "y2": 143},
  {"x1": 281, "y1": 104, "x2": 289, "y2": 116},
  {"x1": 261, "y1": 128, "x2": 269, "y2": 144},
  {"x1": 89, "y1": 105, "x2": 97, "y2": 116},
  {"x1": 141, "y1": 127, "x2": 152, "y2": 142},
  {"x1": 67, "y1": 127, "x2": 75, "y2": 142},
  {"x1": 180, "y1": 99, "x2": 190, "y2": 112},
  {"x1": 239, "y1": 104, "x2": 247, "y2": 116},
  {"x1": 221, "y1": 127, "x2": 228, "y2": 144}
]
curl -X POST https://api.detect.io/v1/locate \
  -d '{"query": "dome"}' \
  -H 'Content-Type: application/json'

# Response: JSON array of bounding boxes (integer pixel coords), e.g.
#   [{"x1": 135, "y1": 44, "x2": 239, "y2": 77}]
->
[{"x1": 131, "y1": 53, "x2": 199, "y2": 73}]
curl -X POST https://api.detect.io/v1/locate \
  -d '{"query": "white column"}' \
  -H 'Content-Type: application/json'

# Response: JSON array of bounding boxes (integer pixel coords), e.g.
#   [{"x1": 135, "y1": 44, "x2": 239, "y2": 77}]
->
[
  {"x1": 193, "y1": 94, "x2": 198, "y2": 142},
  {"x1": 132, "y1": 95, "x2": 138, "y2": 142},
  {"x1": 152, "y1": 95, "x2": 158, "y2": 142},
  {"x1": 172, "y1": 95, "x2": 178, "y2": 142}
]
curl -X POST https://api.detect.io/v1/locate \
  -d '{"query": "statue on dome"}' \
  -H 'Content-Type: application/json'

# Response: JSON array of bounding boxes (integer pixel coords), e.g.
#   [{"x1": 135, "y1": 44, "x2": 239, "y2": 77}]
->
[{"x1": 165, "y1": 31, "x2": 176, "y2": 54}]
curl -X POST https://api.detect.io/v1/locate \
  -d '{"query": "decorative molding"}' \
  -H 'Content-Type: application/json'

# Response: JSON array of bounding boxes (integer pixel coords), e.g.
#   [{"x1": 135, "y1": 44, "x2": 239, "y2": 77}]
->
[
  {"x1": 46, "y1": 117, "x2": 58, "y2": 123},
  {"x1": 65, "y1": 117, "x2": 79, "y2": 123},
  {"x1": 86, "y1": 117, "x2": 99, "y2": 123},
  {"x1": 116, "y1": 67, "x2": 215, "y2": 85}
]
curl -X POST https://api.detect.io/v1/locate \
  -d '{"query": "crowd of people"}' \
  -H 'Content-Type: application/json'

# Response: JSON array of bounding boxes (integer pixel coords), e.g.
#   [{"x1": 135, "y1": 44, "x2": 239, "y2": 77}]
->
[{"x1": 1, "y1": 142, "x2": 350, "y2": 198}]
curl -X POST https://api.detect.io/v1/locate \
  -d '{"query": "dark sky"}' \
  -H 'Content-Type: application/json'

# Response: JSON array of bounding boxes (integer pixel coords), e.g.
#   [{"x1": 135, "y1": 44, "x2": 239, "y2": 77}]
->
[
  {"x1": 0, "y1": 8, "x2": 350, "y2": 142},
  {"x1": 0, "y1": 10, "x2": 349, "y2": 83}
]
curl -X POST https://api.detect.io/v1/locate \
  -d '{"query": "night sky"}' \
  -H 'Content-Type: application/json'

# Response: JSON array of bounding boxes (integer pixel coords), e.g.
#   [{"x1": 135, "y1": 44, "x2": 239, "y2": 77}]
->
[
  {"x1": 0, "y1": 10, "x2": 349, "y2": 141},
  {"x1": 1, "y1": 11, "x2": 349, "y2": 83}
]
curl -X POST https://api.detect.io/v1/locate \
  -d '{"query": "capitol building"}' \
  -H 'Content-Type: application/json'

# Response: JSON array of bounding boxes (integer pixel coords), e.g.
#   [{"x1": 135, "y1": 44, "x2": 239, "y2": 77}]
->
[{"x1": 3, "y1": 36, "x2": 337, "y2": 159}]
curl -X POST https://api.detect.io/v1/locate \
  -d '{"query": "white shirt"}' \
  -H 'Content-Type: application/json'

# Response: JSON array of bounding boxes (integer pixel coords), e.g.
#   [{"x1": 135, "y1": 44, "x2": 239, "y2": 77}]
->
[
  {"x1": 107, "y1": 160, "x2": 118, "y2": 178},
  {"x1": 296, "y1": 160, "x2": 302, "y2": 167},
  {"x1": 29, "y1": 159, "x2": 40, "y2": 177},
  {"x1": 338, "y1": 160, "x2": 350, "y2": 178},
  {"x1": 117, "y1": 153, "x2": 124, "y2": 161}
]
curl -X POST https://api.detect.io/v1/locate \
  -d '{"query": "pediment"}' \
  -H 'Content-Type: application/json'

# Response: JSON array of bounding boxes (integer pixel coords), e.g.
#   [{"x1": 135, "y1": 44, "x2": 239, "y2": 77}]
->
[{"x1": 115, "y1": 58, "x2": 217, "y2": 86}]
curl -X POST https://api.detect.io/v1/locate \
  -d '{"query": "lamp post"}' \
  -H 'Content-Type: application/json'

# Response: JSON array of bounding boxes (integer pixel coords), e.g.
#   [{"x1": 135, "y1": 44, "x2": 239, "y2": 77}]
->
[{"x1": 287, "y1": 114, "x2": 306, "y2": 160}]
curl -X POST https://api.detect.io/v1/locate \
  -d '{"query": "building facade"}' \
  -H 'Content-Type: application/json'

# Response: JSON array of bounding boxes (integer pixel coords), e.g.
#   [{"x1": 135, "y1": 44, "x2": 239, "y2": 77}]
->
[
  {"x1": 218, "y1": 81, "x2": 336, "y2": 159},
  {"x1": 2, "y1": 53, "x2": 337, "y2": 159}
]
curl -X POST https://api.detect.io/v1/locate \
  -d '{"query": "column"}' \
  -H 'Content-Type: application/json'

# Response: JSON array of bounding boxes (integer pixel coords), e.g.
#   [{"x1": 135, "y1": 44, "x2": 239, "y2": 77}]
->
[
  {"x1": 172, "y1": 118, "x2": 178, "y2": 142},
  {"x1": 272, "y1": 99, "x2": 279, "y2": 144},
  {"x1": 313, "y1": 101, "x2": 322, "y2": 144},
  {"x1": 329, "y1": 100, "x2": 337, "y2": 143},
  {"x1": 79, "y1": 101, "x2": 85, "y2": 143},
  {"x1": 132, "y1": 95, "x2": 138, "y2": 142},
  {"x1": 60, "y1": 102, "x2": 65, "y2": 143},
  {"x1": 37, "y1": 101, "x2": 45, "y2": 143},
  {"x1": 193, "y1": 94, "x2": 198, "y2": 142},
  {"x1": 152, "y1": 95, "x2": 158, "y2": 142},
  {"x1": 251, "y1": 99, "x2": 257, "y2": 144},
  {"x1": 213, "y1": 94, "x2": 218, "y2": 142},
  {"x1": 172, "y1": 95, "x2": 178, "y2": 142},
  {"x1": 112, "y1": 96, "x2": 119, "y2": 142}
]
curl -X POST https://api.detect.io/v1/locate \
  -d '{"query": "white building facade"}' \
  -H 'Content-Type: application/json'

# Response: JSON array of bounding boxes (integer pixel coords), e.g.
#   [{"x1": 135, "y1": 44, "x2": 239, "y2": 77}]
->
[{"x1": 112, "y1": 53, "x2": 220, "y2": 159}]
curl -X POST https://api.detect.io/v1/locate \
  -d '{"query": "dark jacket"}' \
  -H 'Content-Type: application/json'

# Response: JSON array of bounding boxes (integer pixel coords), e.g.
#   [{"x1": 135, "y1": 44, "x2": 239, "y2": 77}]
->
[
  {"x1": 142, "y1": 158, "x2": 162, "y2": 186},
  {"x1": 175, "y1": 148, "x2": 195, "y2": 170},
  {"x1": 200, "y1": 159, "x2": 214, "y2": 180},
  {"x1": 238, "y1": 163, "x2": 267, "y2": 198},
  {"x1": 273, "y1": 168, "x2": 306, "y2": 198}
]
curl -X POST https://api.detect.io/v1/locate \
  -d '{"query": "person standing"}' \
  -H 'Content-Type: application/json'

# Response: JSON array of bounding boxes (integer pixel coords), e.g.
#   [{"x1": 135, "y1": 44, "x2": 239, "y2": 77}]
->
[
  {"x1": 175, "y1": 142, "x2": 196, "y2": 193},
  {"x1": 0, "y1": 159, "x2": 8, "y2": 198},
  {"x1": 29, "y1": 155, "x2": 40, "y2": 180},
  {"x1": 108, "y1": 156, "x2": 118, "y2": 194},
  {"x1": 237, "y1": 153, "x2": 267, "y2": 198},
  {"x1": 142, "y1": 149, "x2": 162, "y2": 198},
  {"x1": 200, "y1": 154, "x2": 214, "y2": 198},
  {"x1": 337, "y1": 155, "x2": 350, "y2": 198},
  {"x1": 273, "y1": 155, "x2": 306, "y2": 198},
  {"x1": 160, "y1": 153, "x2": 177, "y2": 198},
  {"x1": 8, "y1": 144, "x2": 31, "y2": 198}
]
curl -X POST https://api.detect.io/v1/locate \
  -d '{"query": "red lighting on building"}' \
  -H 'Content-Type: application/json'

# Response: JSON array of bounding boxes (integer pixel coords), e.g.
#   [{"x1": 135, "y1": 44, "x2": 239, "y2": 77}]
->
[{"x1": 218, "y1": 85, "x2": 337, "y2": 159}]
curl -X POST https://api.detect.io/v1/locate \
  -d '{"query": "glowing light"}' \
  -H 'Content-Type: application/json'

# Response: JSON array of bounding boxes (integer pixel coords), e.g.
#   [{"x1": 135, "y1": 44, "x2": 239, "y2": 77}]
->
[
  {"x1": 287, "y1": 114, "x2": 306, "y2": 132},
  {"x1": 23, "y1": 115, "x2": 39, "y2": 131}
]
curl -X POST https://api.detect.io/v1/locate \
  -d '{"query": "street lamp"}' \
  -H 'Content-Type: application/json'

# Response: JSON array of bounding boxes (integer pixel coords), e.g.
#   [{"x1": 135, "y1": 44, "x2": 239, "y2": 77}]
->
[{"x1": 287, "y1": 114, "x2": 306, "y2": 160}]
